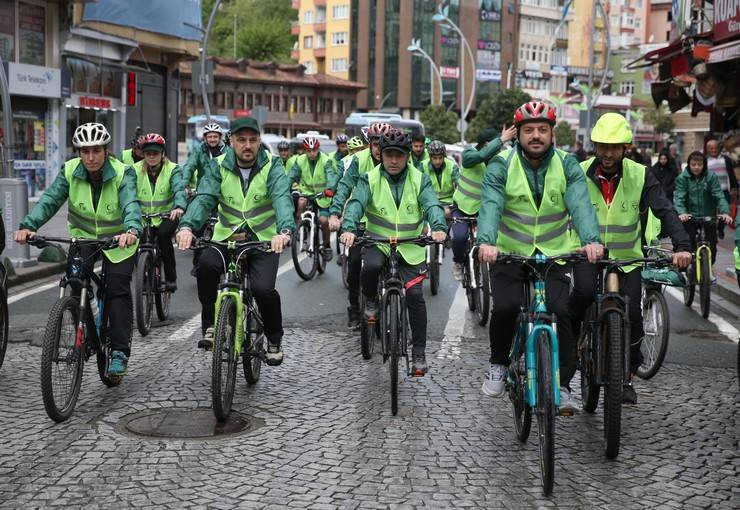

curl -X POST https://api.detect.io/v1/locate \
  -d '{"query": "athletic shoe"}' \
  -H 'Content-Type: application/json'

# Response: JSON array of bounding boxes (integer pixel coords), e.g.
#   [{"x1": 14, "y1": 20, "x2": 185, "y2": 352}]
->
[
  {"x1": 481, "y1": 363, "x2": 507, "y2": 396},
  {"x1": 198, "y1": 327, "x2": 214, "y2": 350}
]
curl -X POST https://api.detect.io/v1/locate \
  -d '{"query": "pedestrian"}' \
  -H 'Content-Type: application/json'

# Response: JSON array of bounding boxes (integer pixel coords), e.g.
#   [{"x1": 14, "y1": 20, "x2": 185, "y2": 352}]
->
[
  {"x1": 572, "y1": 140, "x2": 587, "y2": 162},
  {"x1": 669, "y1": 143, "x2": 682, "y2": 170},
  {"x1": 650, "y1": 148, "x2": 679, "y2": 202},
  {"x1": 704, "y1": 139, "x2": 738, "y2": 239}
]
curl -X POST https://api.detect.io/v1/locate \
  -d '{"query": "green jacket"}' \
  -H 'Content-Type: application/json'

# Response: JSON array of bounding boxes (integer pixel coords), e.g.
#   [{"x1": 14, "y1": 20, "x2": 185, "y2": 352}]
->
[
  {"x1": 673, "y1": 168, "x2": 730, "y2": 217},
  {"x1": 134, "y1": 160, "x2": 189, "y2": 212},
  {"x1": 477, "y1": 144, "x2": 600, "y2": 247},
  {"x1": 180, "y1": 147, "x2": 295, "y2": 234},
  {"x1": 461, "y1": 137, "x2": 504, "y2": 168},
  {"x1": 412, "y1": 149, "x2": 430, "y2": 170},
  {"x1": 181, "y1": 142, "x2": 228, "y2": 188},
  {"x1": 288, "y1": 153, "x2": 340, "y2": 196},
  {"x1": 20, "y1": 157, "x2": 142, "y2": 235},
  {"x1": 343, "y1": 164, "x2": 448, "y2": 234},
  {"x1": 330, "y1": 150, "x2": 380, "y2": 217}
]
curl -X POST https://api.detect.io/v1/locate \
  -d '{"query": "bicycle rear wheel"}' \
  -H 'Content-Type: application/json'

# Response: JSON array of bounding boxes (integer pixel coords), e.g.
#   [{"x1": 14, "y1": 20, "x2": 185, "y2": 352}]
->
[
  {"x1": 387, "y1": 294, "x2": 401, "y2": 416},
  {"x1": 341, "y1": 251, "x2": 350, "y2": 289},
  {"x1": 464, "y1": 261, "x2": 476, "y2": 312},
  {"x1": 429, "y1": 244, "x2": 440, "y2": 296},
  {"x1": 474, "y1": 260, "x2": 490, "y2": 326},
  {"x1": 155, "y1": 259, "x2": 171, "y2": 321},
  {"x1": 0, "y1": 284, "x2": 8, "y2": 370},
  {"x1": 134, "y1": 251, "x2": 153, "y2": 335},
  {"x1": 603, "y1": 311, "x2": 623, "y2": 459},
  {"x1": 637, "y1": 289, "x2": 670, "y2": 380},
  {"x1": 683, "y1": 265, "x2": 695, "y2": 307},
  {"x1": 535, "y1": 331, "x2": 555, "y2": 496},
  {"x1": 292, "y1": 220, "x2": 318, "y2": 281},
  {"x1": 40, "y1": 296, "x2": 85, "y2": 423},
  {"x1": 509, "y1": 354, "x2": 532, "y2": 443},
  {"x1": 580, "y1": 305, "x2": 600, "y2": 413},
  {"x1": 360, "y1": 293, "x2": 376, "y2": 360},
  {"x1": 242, "y1": 297, "x2": 264, "y2": 385},
  {"x1": 317, "y1": 222, "x2": 327, "y2": 275},
  {"x1": 212, "y1": 296, "x2": 238, "y2": 421},
  {"x1": 699, "y1": 255, "x2": 711, "y2": 319}
]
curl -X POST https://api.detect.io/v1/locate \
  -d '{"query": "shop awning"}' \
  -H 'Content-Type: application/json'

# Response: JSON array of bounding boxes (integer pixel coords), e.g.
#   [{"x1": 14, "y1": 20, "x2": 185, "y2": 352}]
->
[
  {"x1": 707, "y1": 39, "x2": 740, "y2": 64},
  {"x1": 626, "y1": 40, "x2": 684, "y2": 69},
  {"x1": 63, "y1": 27, "x2": 138, "y2": 64}
]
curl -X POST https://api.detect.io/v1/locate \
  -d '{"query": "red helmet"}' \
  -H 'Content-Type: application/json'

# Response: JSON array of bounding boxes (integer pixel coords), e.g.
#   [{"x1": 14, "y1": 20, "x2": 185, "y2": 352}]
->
[
  {"x1": 303, "y1": 136, "x2": 320, "y2": 150},
  {"x1": 367, "y1": 122, "x2": 393, "y2": 140},
  {"x1": 513, "y1": 101, "x2": 557, "y2": 127},
  {"x1": 140, "y1": 133, "x2": 166, "y2": 151}
]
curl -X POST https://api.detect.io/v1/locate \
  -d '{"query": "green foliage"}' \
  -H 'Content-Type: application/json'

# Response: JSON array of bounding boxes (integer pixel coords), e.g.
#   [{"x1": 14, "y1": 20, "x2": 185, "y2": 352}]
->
[
  {"x1": 465, "y1": 88, "x2": 532, "y2": 142},
  {"x1": 202, "y1": 0, "x2": 296, "y2": 62},
  {"x1": 642, "y1": 104, "x2": 674, "y2": 135},
  {"x1": 420, "y1": 105, "x2": 460, "y2": 144},
  {"x1": 554, "y1": 121, "x2": 575, "y2": 148}
]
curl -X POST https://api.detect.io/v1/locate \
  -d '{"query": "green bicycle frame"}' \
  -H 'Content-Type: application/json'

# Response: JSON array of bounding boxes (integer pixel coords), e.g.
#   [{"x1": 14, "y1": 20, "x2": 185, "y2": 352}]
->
[
  {"x1": 213, "y1": 242, "x2": 247, "y2": 359},
  {"x1": 694, "y1": 243, "x2": 712, "y2": 283}
]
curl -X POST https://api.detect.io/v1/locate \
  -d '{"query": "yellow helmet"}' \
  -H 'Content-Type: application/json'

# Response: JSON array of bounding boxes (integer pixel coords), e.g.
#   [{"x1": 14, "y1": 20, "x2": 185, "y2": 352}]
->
[{"x1": 590, "y1": 113, "x2": 633, "y2": 144}]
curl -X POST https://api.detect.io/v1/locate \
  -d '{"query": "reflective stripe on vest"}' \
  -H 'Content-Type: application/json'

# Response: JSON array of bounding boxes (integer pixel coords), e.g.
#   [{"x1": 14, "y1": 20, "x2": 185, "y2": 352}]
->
[
  {"x1": 423, "y1": 158, "x2": 455, "y2": 204},
  {"x1": 365, "y1": 164, "x2": 425, "y2": 265},
  {"x1": 453, "y1": 163, "x2": 484, "y2": 215},
  {"x1": 496, "y1": 149, "x2": 570, "y2": 256},
  {"x1": 297, "y1": 152, "x2": 332, "y2": 208},
  {"x1": 134, "y1": 160, "x2": 177, "y2": 227},
  {"x1": 212, "y1": 153, "x2": 277, "y2": 242},
  {"x1": 64, "y1": 157, "x2": 138, "y2": 263},
  {"x1": 734, "y1": 247, "x2": 740, "y2": 271}
]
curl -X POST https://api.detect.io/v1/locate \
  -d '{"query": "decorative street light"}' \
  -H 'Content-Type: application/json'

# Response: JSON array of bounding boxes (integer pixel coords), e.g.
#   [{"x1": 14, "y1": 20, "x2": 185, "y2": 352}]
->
[
  {"x1": 407, "y1": 38, "x2": 443, "y2": 106},
  {"x1": 184, "y1": 0, "x2": 222, "y2": 121}
]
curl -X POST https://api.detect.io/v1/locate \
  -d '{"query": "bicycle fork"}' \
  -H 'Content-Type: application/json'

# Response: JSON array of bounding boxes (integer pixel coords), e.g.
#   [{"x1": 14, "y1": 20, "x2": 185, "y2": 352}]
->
[
  {"x1": 467, "y1": 246, "x2": 479, "y2": 289},
  {"x1": 215, "y1": 290, "x2": 245, "y2": 357},
  {"x1": 525, "y1": 323, "x2": 562, "y2": 408}
]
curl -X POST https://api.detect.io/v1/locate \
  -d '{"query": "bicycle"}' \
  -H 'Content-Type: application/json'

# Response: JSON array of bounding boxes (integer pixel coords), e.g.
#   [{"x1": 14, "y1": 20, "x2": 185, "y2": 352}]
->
[
  {"x1": 29, "y1": 236, "x2": 124, "y2": 423},
  {"x1": 356, "y1": 235, "x2": 436, "y2": 415},
  {"x1": 682, "y1": 216, "x2": 717, "y2": 319},
  {"x1": 501, "y1": 252, "x2": 585, "y2": 496},
  {"x1": 196, "y1": 238, "x2": 272, "y2": 422},
  {"x1": 577, "y1": 254, "x2": 672, "y2": 459},
  {"x1": 134, "y1": 212, "x2": 174, "y2": 336},
  {"x1": 452, "y1": 216, "x2": 490, "y2": 326},
  {"x1": 0, "y1": 263, "x2": 8, "y2": 370},
  {"x1": 292, "y1": 191, "x2": 332, "y2": 281},
  {"x1": 426, "y1": 223, "x2": 443, "y2": 296}
]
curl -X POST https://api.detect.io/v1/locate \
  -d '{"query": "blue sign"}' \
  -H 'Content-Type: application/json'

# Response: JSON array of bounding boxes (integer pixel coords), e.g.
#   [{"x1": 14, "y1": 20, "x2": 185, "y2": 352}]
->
[{"x1": 82, "y1": 0, "x2": 202, "y2": 41}]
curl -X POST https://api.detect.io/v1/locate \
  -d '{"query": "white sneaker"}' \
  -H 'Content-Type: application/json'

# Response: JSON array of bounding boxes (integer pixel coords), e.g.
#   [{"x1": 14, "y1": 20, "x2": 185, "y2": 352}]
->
[
  {"x1": 481, "y1": 363, "x2": 507, "y2": 396},
  {"x1": 558, "y1": 387, "x2": 577, "y2": 416},
  {"x1": 453, "y1": 263, "x2": 465, "y2": 282}
]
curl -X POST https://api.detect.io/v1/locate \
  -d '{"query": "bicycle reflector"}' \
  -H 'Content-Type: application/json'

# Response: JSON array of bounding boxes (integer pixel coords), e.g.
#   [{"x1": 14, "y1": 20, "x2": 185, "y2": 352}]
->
[{"x1": 324, "y1": 189, "x2": 334, "y2": 198}]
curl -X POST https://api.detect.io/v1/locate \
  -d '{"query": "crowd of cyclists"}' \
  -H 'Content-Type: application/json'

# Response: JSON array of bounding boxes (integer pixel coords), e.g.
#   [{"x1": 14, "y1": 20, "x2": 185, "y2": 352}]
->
[{"x1": 10, "y1": 99, "x2": 740, "y2": 413}]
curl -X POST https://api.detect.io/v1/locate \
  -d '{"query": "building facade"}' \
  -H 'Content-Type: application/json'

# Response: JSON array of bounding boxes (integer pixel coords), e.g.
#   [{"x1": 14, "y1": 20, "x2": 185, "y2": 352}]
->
[{"x1": 291, "y1": 0, "x2": 351, "y2": 79}]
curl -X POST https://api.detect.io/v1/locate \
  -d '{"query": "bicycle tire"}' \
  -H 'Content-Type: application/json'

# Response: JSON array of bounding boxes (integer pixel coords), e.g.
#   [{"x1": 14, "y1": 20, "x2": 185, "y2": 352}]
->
[
  {"x1": 155, "y1": 259, "x2": 171, "y2": 321},
  {"x1": 360, "y1": 294, "x2": 376, "y2": 361},
  {"x1": 535, "y1": 330, "x2": 555, "y2": 495},
  {"x1": 474, "y1": 260, "x2": 490, "y2": 326},
  {"x1": 341, "y1": 252, "x2": 350, "y2": 289},
  {"x1": 580, "y1": 305, "x2": 600, "y2": 413},
  {"x1": 212, "y1": 296, "x2": 238, "y2": 421},
  {"x1": 40, "y1": 296, "x2": 85, "y2": 423},
  {"x1": 0, "y1": 284, "x2": 8, "y2": 370},
  {"x1": 699, "y1": 254, "x2": 711, "y2": 319},
  {"x1": 242, "y1": 296, "x2": 264, "y2": 385},
  {"x1": 292, "y1": 220, "x2": 318, "y2": 281},
  {"x1": 317, "y1": 223, "x2": 327, "y2": 275},
  {"x1": 134, "y1": 251, "x2": 153, "y2": 336},
  {"x1": 603, "y1": 310, "x2": 623, "y2": 459},
  {"x1": 637, "y1": 289, "x2": 670, "y2": 380},
  {"x1": 464, "y1": 261, "x2": 476, "y2": 312},
  {"x1": 388, "y1": 294, "x2": 400, "y2": 416},
  {"x1": 510, "y1": 354, "x2": 532, "y2": 443},
  {"x1": 683, "y1": 265, "x2": 695, "y2": 306},
  {"x1": 429, "y1": 244, "x2": 440, "y2": 296}
]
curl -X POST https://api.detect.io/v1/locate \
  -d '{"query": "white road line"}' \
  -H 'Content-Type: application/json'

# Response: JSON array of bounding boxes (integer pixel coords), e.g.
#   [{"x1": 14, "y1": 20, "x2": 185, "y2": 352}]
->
[
  {"x1": 8, "y1": 280, "x2": 61, "y2": 304},
  {"x1": 277, "y1": 254, "x2": 302, "y2": 277},
  {"x1": 168, "y1": 313, "x2": 202, "y2": 341},
  {"x1": 664, "y1": 286, "x2": 739, "y2": 343},
  {"x1": 436, "y1": 284, "x2": 468, "y2": 360}
]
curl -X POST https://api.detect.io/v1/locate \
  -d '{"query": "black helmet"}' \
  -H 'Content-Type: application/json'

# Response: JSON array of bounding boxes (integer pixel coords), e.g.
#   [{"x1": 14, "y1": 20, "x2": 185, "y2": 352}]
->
[
  {"x1": 277, "y1": 141, "x2": 290, "y2": 150},
  {"x1": 335, "y1": 134, "x2": 348, "y2": 144},
  {"x1": 380, "y1": 129, "x2": 411, "y2": 153},
  {"x1": 427, "y1": 140, "x2": 446, "y2": 156}
]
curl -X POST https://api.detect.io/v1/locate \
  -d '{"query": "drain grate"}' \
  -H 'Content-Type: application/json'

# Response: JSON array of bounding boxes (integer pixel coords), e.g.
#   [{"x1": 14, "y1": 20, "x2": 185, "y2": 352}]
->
[{"x1": 118, "y1": 408, "x2": 263, "y2": 439}]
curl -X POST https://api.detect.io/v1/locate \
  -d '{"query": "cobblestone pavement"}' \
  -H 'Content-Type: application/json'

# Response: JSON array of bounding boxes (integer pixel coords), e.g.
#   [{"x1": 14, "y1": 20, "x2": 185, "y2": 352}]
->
[{"x1": 0, "y1": 308, "x2": 737, "y2": 509}]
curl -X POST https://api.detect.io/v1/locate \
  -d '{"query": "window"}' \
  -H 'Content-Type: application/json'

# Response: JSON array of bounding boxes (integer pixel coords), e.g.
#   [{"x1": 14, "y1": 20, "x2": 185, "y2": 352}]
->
[
  {"x1": 331, "y1": 58, "x2": 348, "y2": 72},
  {"x1": 225, "y1": 91, "x2": 233, "y2": 109},
  {"x1": 19, "y1": 1, "x2": 45, "y2": 65},
  {"x1": 306, "y1": 97, "x2": 313, "y2": 113},
  {"x1": 316, "y1": 34, "x2": 325, "y2": 48},
  {"x1": 0, "y1": 0, "x2": 14, "y2": 62},
  {"x1": 302, "y1": 60, "x2": 314, "y2": 74},
  {"x1": 332, "y1": 31, "x2": 348, "y2": 46},
  {"x1": 316, "y1": 7, "x2": 326, "y2": 22},
  {"x1": 304, "y1": 9, "x2": 313, "y2": 23},
  {"x1": 333, "y1": 4, "x2": 349, "y2": 19},
  {"x1": 247, "y1": 93, "x2": 254, "y2": 109},
  {"x1": 619, "y1": 81, "x2": 635, "y2": 95},
  {"x1": 303, "y1": 35, "x2": 313, "y2": 49},
  {"x1": 299, "y1": 96, "x2": 305, "y2": 113}
]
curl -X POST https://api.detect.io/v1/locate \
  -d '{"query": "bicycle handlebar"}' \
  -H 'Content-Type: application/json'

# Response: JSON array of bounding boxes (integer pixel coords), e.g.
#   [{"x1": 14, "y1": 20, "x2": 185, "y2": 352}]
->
[
  {"x1": 451, "y1": 216, "x2": 478, "y2": 224},
  {"x1": 28, "y1": 235, "x2": 118, "y2": 250},
  {"x1": 683, "y1": 215, "x2": 718, "y2": 225},
  {"x1": 354, "y1": 235, "x2": 438, "y2": 247},
  {"x1": 496, "y1": 252, "x2": 588, "y2": 265},
  {"x1": 142, "y1": 212, "x2": 173, "y2": 220},
  {"x1": 193, "y1": 238, "x2": 272, "y2": 252}
]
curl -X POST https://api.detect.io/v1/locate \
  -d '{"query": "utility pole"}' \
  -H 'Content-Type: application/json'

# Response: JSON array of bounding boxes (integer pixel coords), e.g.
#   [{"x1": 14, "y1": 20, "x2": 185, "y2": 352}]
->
[
  {"x1": 201, "y1": 0, "x2": 222, "y2": 120},
  {"x1": 233, "y1": 14, "x2": 237, "y2": 58}
]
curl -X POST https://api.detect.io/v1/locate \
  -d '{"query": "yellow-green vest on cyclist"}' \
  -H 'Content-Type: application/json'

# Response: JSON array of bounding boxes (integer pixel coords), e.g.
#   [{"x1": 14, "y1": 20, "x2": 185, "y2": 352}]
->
[
  {"x1": 64, "y1": 157, "x2": 139, "y2": 263},
  {"x1": 296, "y1": 153, "x2": 332, "y2": 208},
  {"x1": 422, "y1": 158, "x2": 456, "y2": 205},
  {"x1": 134, "y1": 160, "x2": 178, "y2": 227},
  {"x1": 453, "y1": 162, "x2": 484, "y2": 215}
]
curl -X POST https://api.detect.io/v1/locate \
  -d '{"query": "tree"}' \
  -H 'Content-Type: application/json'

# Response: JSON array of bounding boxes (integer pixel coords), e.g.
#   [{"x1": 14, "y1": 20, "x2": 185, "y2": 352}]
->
[
  {"x1": 554, "y1": 120, "x2": 575, "y2": 148},
  {"x1": 465, "y1": 88, "x2": 532, "y2": 142},
  {"x1": 420, "y1": 105, "x2": 460, "y2": 144},
  {"x1": 643, "y1": 104, "x2": 674, "y2": 135}
]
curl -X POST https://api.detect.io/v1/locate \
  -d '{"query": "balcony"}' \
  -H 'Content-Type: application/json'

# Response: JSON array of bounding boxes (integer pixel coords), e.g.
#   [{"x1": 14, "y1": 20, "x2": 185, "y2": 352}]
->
[
  {"x1": 291, "y1": 21, "x2": 300, "y2": 36},
  {"x1": 313, "y1": 21, "x2": 326, "y2": 32},
  {"x1": 292, "y1": 0, "x2": 300, "y2": 9},
  {"x1": 314, "y1": 0, "x2": 326, "y2": 5},
  {"x1": 314, "y1": 47, "x2": 325, "y2": 58}
]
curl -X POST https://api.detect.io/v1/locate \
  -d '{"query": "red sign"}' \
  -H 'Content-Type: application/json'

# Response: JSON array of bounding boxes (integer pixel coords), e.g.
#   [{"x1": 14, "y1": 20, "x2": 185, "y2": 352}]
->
[
  {"x1": 126, "y1": 72, "x2": 136, "y2": 107},
  {"x1": 79, "y1": 96, "x2": 112, "y2": 109},
  {"x1": 713, "y1": 0, "x2": 740, "y2": 42},
  {"x1": 440, "y1": 66, "x2": 460, "y2": 79},
  {"x1": 233, "y1": 108, "x2": 251, "y2": 117}
]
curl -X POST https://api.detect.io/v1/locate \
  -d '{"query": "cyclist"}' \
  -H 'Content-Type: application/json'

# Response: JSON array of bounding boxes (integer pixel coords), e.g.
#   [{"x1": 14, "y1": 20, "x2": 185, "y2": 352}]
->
[
  {"x1": 277, "y1": 140, "x2": 291, "y2": 167},
  {"x1": 14, "y1": 123, "x2": 141, "y2": 377},
  {"x1": 289, "y1": 136, "x2": 340, "y2": 262},
  {"x1": 449, "y1": 126, "x2": 517, "y2": 281},
  {"x1": 134, "y1": 133, "x2": 187, "y2": 291},
  {"x1": 422, "y1": 140, "x2": 459, "y2": 217},
  {"x1": 410, "y1": 133, "x2": 430, "y2": 170},
  {"x1": 285, "y1": 141, "x2": 304, "y2": 176},
  {"x1": 346, "y1": 136, "x2": 366, "y2": 156},
  {"x1": 568, "y1": 113, "x2": 692, "y2": 405},
  {"x1": 330, "y1": 134, "x2": 349, "y2": 165},
  {"x1": 119, "y1": 129, "x2": 144, "y2": 167},
  {"x1": 182, "y1": 122, "x2": 227, "y2": 190},
  {"x1": 175, "y1": 116, "x2": 294, "y2": 364},
  {"x1": 340, "y1": 129, "x2": 448, "y2": 375},
  {"x1": 329, "y1": 122, "x2": 392, "y2": 328},
  {"x1": 477, "y1": 101, "x2": 603, "y2": 411},
  {"x1": 674, "y1": 151, "x2": 733, "y2": 264}
]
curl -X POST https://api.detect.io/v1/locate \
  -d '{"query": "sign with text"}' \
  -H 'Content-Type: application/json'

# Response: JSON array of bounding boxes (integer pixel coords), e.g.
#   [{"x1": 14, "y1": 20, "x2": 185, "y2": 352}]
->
[
  {"x1": 6, "y1": 62, "x2": 61, "y2": 98},
  {"x1": 441, "y1": 34, "x2": 460, "y2": 47},
  {"x1": 440, "y1": 66, "x2": 460, "y2": 79},
  {"x1": 66, "y1": 94, "x2": 122, "y2": 110},
  {"x1": 477, "y1": 39, "x2": 501, "y2": 52},
  {"x1": 476, "y1": 69, "x2": 501, "y2": 82},
  {"x1": 713, "y1": 0, "x2": 740, "y2": 42},
  {"x1": 480, "y1": 0, "x2": 502, "y2": 21}
]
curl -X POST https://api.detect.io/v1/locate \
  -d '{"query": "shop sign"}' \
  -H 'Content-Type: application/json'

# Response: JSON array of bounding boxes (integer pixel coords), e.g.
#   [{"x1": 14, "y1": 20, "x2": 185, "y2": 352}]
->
[
  {"x1": 477, "y1": 39, "x2": 501, "y2": 52},
  {"x1": 441, "y1": 34, "x2": 460, "y2": 47},
  {"x1": 79, "y1": 96, "x2": 111, "y2": 108},
  {"x1": 713, "y1": 0, "x2": 740, "y2": 42},
  {"x1": 233, "y1": 108, "x2": 251, "y2": 117},
  {"x1": 524, "y1": 70, "x2": 545, "y2": 79},
  {"x1": 476, "y1": 69, "x2": 501, "y2": 82},
  {"x1": 480, "y1": 0, "x2": 502, "y2": 21},
  {"x1": 550, "y1": 65, "x2": 569, "y2": 76},
  {"x1": 6, "y1": 62, "x2": 61, "y2": 98},
  {"x1": 440, "y1": 66, "x2": 460, "y2": 79},
  {"x1": 477, "y1": 49, "x2": 501, "y2": 68},
  {"x1": 66, "y1": 94, "x2": 122, "y2": 110},
  {"x1": 13, "y1": 160, "x2": 45, "y2": 170},
  {"x1": 708, "y1": 40, "x2": 740, "y2": 63}
]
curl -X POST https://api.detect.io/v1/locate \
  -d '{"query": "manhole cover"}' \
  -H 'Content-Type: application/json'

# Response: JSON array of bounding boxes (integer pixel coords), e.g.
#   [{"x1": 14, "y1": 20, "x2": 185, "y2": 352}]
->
[{"x1": 119, "y1": 408, "x2": 263, "y2": 439}]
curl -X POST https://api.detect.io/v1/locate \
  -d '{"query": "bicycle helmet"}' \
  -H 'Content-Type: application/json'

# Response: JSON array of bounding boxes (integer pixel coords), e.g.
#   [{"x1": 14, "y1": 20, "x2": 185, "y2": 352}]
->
[
  {"x1": 140, "y1": 133, "x2": 166, "y2": 152},
  {"x1": 513, "y1": 101, "x2": 557, "y2": 127},
  {"x1": 360, "y1": 126, "x2": 370, "y2": 143},
  {"x1": 303, "y1": 136, "x2": 320, "y2": 150},
  {"x1": 367, "y1": 122, "x2": 393, "y2": 141},
  {"x1": 277, "y1": 140, "x2": 290, "y2": 151},
  {"x1": 590, "y1": 113, "x2": 633, "y2": 144},
  {"x1": 203, "y1": 123, "x2": 223, "y2": 136},
  {"x1": 380, "y1": 129, "x2": 411, "y2": 153},
  {"x1": 427, "y1": 140, "x2": 446, "y2": 156},
  {"x1": 72, "y1": 123, "x2": 112, "y2": 148},
  {"x1": 347, "y1": 136, "x2": 364, "y2": 151},
  {"x1": 335, "y1": 134, "x2": 349, "y2": 144}
]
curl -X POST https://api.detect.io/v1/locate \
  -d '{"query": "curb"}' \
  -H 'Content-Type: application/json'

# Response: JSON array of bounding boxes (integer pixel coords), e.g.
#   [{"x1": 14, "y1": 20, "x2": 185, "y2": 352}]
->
[
  {"x1": 7, "y1": 262, "x2": 65, "y2": 289},
  {"x1": 718, "y1": 269, "x2": 740, "y2": 307}
]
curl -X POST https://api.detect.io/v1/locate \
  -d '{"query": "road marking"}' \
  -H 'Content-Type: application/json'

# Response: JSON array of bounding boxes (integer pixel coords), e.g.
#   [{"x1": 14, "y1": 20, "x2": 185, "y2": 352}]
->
[
  {"x1": 8, "y1": 280, "x2": 60, "y2": 304},
  {"x1": 277, "y1": 254, "x2": 302, "y2": 277},
  {"x1": 664, "y1": 286, "x2": 739, "y2": 343},
  {"x1": 436, "y1": 284, "x2": 468, "y2": 360},
  {"x1": 168, "y1": 313, "x2": 202, "y2": 341}
]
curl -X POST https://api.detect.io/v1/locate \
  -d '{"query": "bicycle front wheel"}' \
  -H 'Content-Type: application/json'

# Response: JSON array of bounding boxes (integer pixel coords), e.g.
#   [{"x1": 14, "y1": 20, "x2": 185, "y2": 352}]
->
[
  {"x1": 155, "y1": 259, "x2": 171, "y2": 321},
  {"x1": 474, "y1": 260, "x2": 490, "y2": 326},
  {"x1": 387, "y1": 294, "x2": 401, "y2": 416},
  {"x1": 699, "y1": 256, "x2": 711, "y2": 319},
  {"x1": 40, "y1": 296, "x2": 85, "y2": 423},
  {"x1": 603, "y1": 311, "x2": 623, "y2": 459},
  {"x1": 212, "y1": 296, "x2": 238, "y2": 421},
  {"x1": 509, "y1": 354, "x2": 532, "y2": 443},
  {"x1": 580, "y1": 305, "x2": 600, "y2": 413},
  {"x1": 535, "y1": 331, "x2": 555, "y2": 496},
  {"x1": 134, "y1": 251, "x2": 153, "y2": 335},
  {"x1": 316, "y1": 223, "x2": 327, "y2": 275},
  {"x1": 292, "y1": 220, "x2": 318, "y2": 281},
  {"x1": 637, "y1": 289, "x2": 670, "y2": 380},
  {"x1": 683, "y1": 266, "x2": 695, "y2": 306},
  {"x1": 341, "y1": 251, "x2": 350, "y2": 289},
  {"x1": 0, "y1": 284, "x2": 8, "y2": 370},
  {"x1": 429, "y1": 244, "x2": 440, "y2": 296},
  {"x1": 242, "y1": 297, "x2": 264, "y2": 385}
]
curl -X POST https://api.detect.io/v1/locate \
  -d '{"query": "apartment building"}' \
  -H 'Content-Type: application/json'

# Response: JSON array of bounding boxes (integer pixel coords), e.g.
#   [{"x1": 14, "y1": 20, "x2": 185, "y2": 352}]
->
[{"x1": 291, "y1": 0, "x2": 352, "y2": 79}]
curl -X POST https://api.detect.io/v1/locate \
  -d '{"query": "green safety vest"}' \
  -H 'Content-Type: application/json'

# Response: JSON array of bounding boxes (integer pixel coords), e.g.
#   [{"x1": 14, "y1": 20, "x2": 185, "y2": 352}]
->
[
  {"x1": 644, "y1": 210, "x2": 661, "y2": 246},
  {"x1": 422, "y1": 158, "x2": 456, "y2": 205},
  {"x1": 734, "y1": 247, "x2": 739, "y2": 271},
  {"x1": 64, "y1": 157, "x2": 138, "y2": 263},
  {"x1": 365, "y1": 164, "x2": 425, "y2": 265},
  {"x1": 453, "y1": 162, "x2": 484, "y2": 215},
  {"x1": 120, "y1": 148, "x2": 135, "y2": 167},
  {"x1": 355, "y1": 148, "x2": 375, "y2": 175},
  {"x1": 497, "y1": 149, "x2": 570, "y2": 256},
  {"x1": 212, "y1": 153, "x2": 277, "y2": 242},
  {"x1": 581, "y1": 157, "x2": 645, "y2": 272},
  {"x1": 297, "y1": 152, "x2": 332, "y2": 208},
  {"x1": 134, "y1": 160, "x2": 177, "y2": 227}
]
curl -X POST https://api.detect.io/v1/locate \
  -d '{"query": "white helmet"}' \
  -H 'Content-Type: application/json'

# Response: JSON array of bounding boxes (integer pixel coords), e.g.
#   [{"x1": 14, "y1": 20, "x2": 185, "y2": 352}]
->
[
  {"x1": 72, "y1": 123, "x2": 111, "y2": 148},
  {"x1": 203, "y1": 123, "x2": 223, "y2": 136}
]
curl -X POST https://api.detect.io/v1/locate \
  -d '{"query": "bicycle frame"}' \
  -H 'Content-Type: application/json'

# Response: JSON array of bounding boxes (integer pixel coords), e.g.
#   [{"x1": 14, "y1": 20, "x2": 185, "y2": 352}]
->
[
  {"x1": 687, "y1": 217, "x2": 716, "y2": 284},
  {"x1": 589, "y1": 267, "x2": 631, "y2": 385}
]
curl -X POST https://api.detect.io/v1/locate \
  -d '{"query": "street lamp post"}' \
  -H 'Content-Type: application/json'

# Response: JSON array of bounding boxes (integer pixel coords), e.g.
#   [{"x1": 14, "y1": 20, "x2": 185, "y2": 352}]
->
[
  {"x1": 407, "y1": 39, "x2": 443, "y2": 106},
  {"x1": 185, "y1": 0, "x2": 222, "y2": 122}
]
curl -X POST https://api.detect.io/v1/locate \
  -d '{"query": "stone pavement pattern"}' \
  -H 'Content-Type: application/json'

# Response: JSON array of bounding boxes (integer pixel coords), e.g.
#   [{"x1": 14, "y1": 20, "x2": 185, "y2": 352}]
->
[{"x1": 0, "y1": 313, "x2": 737, "y2": 509}]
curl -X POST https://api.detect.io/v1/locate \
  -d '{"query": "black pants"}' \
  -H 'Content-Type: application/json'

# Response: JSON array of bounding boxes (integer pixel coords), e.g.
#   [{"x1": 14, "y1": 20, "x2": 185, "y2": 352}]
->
[
  {"x1": 361, "y1": 246, "x2": 427, "y2": 354},
  {"x1": 68, "y1": 247, "x2": 134, "y2": 355},
  {"x1": 197, "y1": 246, "x2": 283, "y2": 342},
  {"x1": 489, "y1": 262, "x2": 575, "y2": 387},
  {"x1": 347, "y1": 243, "x2": 362, "y2": 310},
  {"x1": 450, "y1": 205, "x2": 474, "y2": 264},
  {"x1": 569, "y1": 263, "x2": 644, "y2": 380},
  {"x1": 684, "y1": 222, "x2": 718, "y2": 264},
  {"x1": 154, "y1": 219, "x2": 177, "y2": 282}
]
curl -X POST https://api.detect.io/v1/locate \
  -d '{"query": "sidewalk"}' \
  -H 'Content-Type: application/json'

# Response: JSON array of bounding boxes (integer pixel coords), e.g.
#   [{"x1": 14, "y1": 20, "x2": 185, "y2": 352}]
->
[{"x1": 715, "y1": 226, "x2": 740, "y2": 306}]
